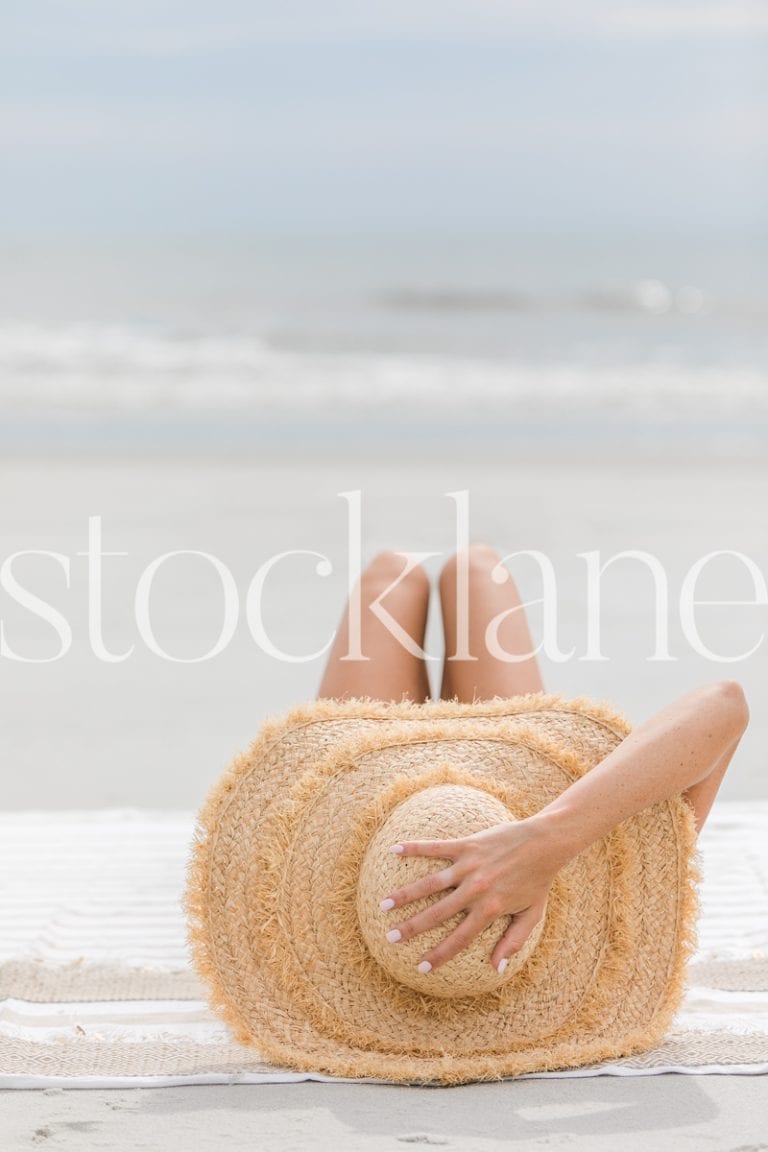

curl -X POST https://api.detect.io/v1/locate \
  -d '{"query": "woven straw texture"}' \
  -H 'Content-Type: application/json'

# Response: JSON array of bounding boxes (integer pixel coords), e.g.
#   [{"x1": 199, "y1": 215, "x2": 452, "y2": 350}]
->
[
  {"x1": 184, "y1": 692, "x2": 702, "y2": 1085},
  {"x1": 357, "y1": 784, "x2": 547, "y2": 997}
]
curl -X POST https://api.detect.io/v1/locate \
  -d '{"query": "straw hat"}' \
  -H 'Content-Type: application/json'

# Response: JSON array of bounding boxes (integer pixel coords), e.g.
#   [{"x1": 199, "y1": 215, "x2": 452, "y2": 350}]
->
[{"x1": 185, "y1": 692, "x2": 702, "y2": 1085}]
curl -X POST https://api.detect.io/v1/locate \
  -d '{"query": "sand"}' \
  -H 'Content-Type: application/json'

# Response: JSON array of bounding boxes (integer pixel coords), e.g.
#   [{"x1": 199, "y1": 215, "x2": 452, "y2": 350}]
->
[{"x1": 3, "y1": 1076, "x2": 768, "y2": 1151}]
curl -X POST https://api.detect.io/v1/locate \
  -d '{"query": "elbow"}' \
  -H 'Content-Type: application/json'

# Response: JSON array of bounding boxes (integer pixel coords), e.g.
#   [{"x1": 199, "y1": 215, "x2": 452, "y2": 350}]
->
[{"x1": 702, "y1": 679, "x2": 750, "y2": 739}]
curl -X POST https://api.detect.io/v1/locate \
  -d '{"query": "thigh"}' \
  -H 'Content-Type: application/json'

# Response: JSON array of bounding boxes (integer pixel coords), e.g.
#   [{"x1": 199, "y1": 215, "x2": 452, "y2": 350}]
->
[
  {"x1": 439, "y1": 544, "x2": 544, "y2": 702},
  {"x1": 317, "y1": 551, "x2": 433, "y2": 703}
]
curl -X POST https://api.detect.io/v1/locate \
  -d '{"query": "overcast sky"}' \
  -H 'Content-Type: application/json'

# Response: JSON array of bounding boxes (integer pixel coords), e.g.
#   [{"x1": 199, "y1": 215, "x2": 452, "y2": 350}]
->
[{"x1": 3, "y1": 1, "x2": 767, "y2": 237}]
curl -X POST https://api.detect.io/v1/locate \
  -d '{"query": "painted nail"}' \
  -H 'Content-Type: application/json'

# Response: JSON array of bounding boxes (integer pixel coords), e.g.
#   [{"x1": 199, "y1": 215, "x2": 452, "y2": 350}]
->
[
  {"x1": 386, "y1": 929, "x2": 402, "y2": 944},
  {"x1": 417, "y1": 960, "x2": 432, "y2": 975},
  {"x1": 388, "y1": 844, "x2": 404, "y2": 854},
  {"x1": 379, "y1": 898, "x2": 396, "y2": 911},
  {"x1": 497, "y1": 958, "x2": 509, "y2": 975}
]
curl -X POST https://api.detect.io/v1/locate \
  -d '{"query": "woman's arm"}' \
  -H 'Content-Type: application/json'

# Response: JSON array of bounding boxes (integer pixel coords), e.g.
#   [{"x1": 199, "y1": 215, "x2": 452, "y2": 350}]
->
[
  {"x1": 529, "y1": 678, "x2": 749, "y2": 867},
  {"x1": 381, "y1": 679, "x2": 749, "y2": 975}
]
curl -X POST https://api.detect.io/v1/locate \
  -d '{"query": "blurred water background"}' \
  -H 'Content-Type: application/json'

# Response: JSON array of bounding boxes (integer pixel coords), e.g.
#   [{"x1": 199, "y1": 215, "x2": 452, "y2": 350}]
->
[
  {"x1": 1, "y1": 230, "x2": 766, "y2": 460},
  {"x1": 3, "y1": 5, "x2": 766, "y2": 461}
]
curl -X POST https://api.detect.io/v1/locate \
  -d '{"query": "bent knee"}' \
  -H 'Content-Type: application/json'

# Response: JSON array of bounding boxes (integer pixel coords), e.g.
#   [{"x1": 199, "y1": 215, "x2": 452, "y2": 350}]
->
[
  {"x1": 440, "y1": 543, "x2": 503, "y2": 586},
  {"x1": 361, "y1": 550, "x2": 430, "y2": 597}
]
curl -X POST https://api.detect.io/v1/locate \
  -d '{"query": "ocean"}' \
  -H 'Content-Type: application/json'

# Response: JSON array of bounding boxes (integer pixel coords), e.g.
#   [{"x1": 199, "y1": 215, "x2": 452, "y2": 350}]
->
[{"x1": 1, "y1": 232, "x2": 766, "y2": 461}]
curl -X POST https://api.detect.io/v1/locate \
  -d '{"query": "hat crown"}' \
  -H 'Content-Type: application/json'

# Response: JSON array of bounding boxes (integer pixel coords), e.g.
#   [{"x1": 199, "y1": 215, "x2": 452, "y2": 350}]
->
[{"x1": 356, "y1": 783, "x2": 546, "y2": 999}]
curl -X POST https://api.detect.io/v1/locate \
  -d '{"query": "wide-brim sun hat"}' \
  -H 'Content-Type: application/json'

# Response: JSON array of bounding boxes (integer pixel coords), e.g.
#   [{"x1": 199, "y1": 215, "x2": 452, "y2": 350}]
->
[{"x1": 185, "y1": 692, "x2": 702, "y2": 1085}]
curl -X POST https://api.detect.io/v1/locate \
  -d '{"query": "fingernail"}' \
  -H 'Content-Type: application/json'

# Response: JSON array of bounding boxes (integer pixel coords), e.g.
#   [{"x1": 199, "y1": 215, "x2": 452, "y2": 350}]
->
[
  {"x1": 386, "y1": 929, "x2": 402, "y2": 944},
  {"x1": 388, "y1": 844, "x2": 404, "y2": 854},
  {"x1": 417, "y1": 960, "x2": 432, "y2": 975},
  {"x1": 379, "y1": 898, "x2": 396, "y2": 911},
  {"x1": 497, "y1": 958, "x2": 509, "y2": 975}
]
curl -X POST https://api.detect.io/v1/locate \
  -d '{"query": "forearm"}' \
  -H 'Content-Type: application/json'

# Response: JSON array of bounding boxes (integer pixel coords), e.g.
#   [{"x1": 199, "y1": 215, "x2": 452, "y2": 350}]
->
[{"x1": 529, "y1": 680, "x2": 748, "y2": 869}]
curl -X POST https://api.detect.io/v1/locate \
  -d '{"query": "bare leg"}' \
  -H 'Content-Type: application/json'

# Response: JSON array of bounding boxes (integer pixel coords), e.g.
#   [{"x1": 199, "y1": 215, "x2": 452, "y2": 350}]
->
[
  {"x1": 439, "y1": 544, "x2": 544, "y2": 702},
  {"x1": 317, "y1": 551, "x2": 432, "y2": 703}
]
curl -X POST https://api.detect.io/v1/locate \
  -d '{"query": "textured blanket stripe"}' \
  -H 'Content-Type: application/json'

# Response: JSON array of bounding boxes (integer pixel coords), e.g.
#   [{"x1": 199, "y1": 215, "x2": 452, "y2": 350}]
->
[{"x1": 0, "y1": 803, "x2": 767, "y2": 1085}]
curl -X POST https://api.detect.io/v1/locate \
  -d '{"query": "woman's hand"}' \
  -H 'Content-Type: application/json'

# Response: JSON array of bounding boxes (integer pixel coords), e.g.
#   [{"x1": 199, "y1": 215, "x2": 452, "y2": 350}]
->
[{"x1": 380, "y1": 816, "x2": 562, "y2": 975}]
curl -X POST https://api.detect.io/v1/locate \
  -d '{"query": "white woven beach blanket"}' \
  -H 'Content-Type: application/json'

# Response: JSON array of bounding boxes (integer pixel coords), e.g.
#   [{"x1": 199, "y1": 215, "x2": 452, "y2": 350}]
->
[{"x1": 1, "y1": 803, "x2": 767, "y2": 1089}]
